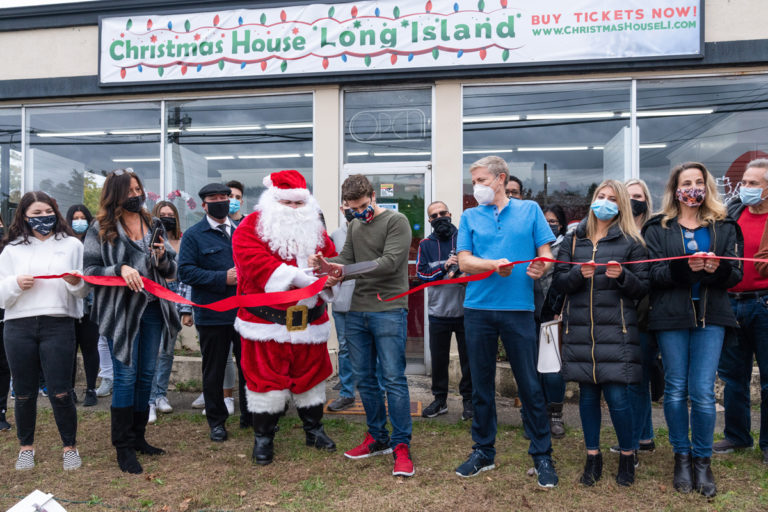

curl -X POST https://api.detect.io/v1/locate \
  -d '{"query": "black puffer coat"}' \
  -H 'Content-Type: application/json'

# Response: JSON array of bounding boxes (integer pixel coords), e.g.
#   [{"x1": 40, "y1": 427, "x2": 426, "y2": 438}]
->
[
  {"x1": 552, "y1": 220, "x2": 649, "y2": 385},
  {"x1": 642, "y1": 214, "x2": 743, "y2": 330}
]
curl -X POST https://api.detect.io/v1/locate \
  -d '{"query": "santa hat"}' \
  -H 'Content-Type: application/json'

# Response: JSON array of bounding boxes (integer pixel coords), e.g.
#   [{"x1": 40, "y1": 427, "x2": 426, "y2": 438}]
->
[{"x1": 263, "y1": 170, "x2": 310, "y2": 202}]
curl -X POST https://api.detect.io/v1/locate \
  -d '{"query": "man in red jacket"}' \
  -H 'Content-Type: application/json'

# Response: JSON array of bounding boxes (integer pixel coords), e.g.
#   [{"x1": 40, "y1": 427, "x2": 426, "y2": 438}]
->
[{"x1": 232, "y1": 170, "x2": 338, "y2": 465}]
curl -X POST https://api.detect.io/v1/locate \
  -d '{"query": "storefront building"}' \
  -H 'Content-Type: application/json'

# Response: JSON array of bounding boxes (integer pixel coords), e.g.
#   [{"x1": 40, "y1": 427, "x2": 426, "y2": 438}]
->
[{"x1": 1, "y1": 0, "x2": 767, "y2": 373}]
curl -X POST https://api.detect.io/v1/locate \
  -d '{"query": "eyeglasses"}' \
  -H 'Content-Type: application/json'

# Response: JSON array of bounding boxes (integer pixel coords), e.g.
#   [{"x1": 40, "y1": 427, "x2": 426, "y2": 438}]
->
[
  {"x1": 429, "y1": 210, "x2": 450, "y2": 220},
  {"x1": 547, "y1": 220, "x2": 560, "y2": 227},
  {"x1": 684, "y1": 230, "x2": 698, "y2": 251},
  {"x1": 506, "y1": 190, "x2": 521, "y2": 198}
]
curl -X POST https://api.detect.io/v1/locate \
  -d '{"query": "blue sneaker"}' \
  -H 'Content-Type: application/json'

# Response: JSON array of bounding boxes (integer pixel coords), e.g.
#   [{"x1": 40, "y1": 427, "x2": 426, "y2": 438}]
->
[
  {"x1": 535, "y1": 458, "x2": 558, "y2": 488},
  {"x1": 455, "y1": 450, "x2": 495, "y2": 478},
  {"x1": 40, "y1": 387, "x2": 48, "y2": 397}
]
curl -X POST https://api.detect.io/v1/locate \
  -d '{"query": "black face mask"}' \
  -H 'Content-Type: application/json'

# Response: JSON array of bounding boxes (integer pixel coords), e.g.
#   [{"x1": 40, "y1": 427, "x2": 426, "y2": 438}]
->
[
  {"x1": 343, "y1": 208, "x2": 355, "y2": 223},
  {"x1": 0, "y1": 227, "x2": 4, "y2": 239},
  {"x1": 431, "y1": 216, "x2": 453, "y2": 240},
  {"x1": 123, "y1": 195, "x2": 145, "y2": 213},
  {"x1": 206, "y1": 200, "x2": 230, "y2": 220},
  {"x1": 160, "y1": 216, "x2": 177, "y2": 233},
  {"x1": 630, "y1": 199, "x2": 648, "y2": 218}
]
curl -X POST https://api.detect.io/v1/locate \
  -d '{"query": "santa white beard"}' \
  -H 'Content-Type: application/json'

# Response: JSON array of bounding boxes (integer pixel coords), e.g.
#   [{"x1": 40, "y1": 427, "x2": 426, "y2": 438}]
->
[{"x1": 256, "y1": 190, "x2": 325, "y2": 265}]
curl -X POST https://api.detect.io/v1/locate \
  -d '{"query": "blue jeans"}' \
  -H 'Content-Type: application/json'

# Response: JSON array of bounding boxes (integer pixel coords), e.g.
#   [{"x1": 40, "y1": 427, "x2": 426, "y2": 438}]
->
[
  {"x1": 628, "y1": 332, "x2": 657, "y2": 448},
  {"x1": 334, "y1": 311, "x2": 385, "y2": 399},
  {"x1": 657, "y1": 324, "x2": 725, "y2": 457},
  {"x1": 464, "y1": 309, "x2": 552, "y2": 462},
  {"x1": 345, "y1": 309, "x2": 412, "y2": 448},
  {"x1": 579, "y1": 382, "x2": 634, "y2": 452},
  {"x1": 149, "y1": 330, "x2": 176, "y2": 404},
  {"x1": 109, "y1": 302, "x2": 164, "y2": 412},
  {"x1": 718, "y1": 296, "x2": 768, "y2": 450}
]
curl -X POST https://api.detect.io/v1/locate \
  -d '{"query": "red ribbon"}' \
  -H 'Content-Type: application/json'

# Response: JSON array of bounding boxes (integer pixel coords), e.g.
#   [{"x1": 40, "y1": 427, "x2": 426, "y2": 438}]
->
[
  {"x1": 34, "y1": 274, "x2": 329, "y2": 312},
  {"x1": 33, "y1": 253, "x2": 766, "y2": 308}
]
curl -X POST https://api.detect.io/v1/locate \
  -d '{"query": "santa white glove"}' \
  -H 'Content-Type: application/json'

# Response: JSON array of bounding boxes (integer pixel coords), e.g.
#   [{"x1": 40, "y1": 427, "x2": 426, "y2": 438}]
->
[{"x1": 291, "y1": 268, "x2": 318, "y2": 289}]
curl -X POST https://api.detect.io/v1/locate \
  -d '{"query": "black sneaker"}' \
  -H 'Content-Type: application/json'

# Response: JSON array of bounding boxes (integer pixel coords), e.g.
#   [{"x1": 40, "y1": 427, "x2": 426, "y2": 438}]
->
[
  {"x1": 0, "y1": 410, "x2": 10, "y2": 432},
  {"x1": 461, "y1": 400, "x2": 474, "y2": 421},
  {"x1": 610, "y1": 440, "x2": 655, "y2": 454},
  {"x1": 535, "y1": 457, "x2": 559, "y2": 488},
  {"x1": 83, "y1": 389, "x2": 98, "y2": 407},
  {"x1": 455, "y1": 450, "x2": 495, "y2": 477},
  {"x1": 422, "y1": 399, "x2": 448, "y2": 418},
  {"x1": 712, "y1": 438, "x2": 751, "y2": 454},
  {"x1": 327, "y1": 396, "x2": 355, "y2": 412}
]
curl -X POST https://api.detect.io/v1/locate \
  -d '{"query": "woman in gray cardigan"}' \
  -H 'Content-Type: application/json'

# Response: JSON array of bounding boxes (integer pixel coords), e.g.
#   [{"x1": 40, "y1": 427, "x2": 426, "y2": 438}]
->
[{"x1": 84, "y1": 169, "x2": 180, "y2": 475}]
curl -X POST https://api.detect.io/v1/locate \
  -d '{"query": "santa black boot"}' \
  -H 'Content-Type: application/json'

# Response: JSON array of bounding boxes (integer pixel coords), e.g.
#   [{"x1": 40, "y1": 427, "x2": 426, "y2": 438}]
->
[
  {"x1": 297, "y1": 404, "x2": 336, "y2": 452},
  {"x1": 252, "y1": 412, "x2": 281, "y2": 465}
]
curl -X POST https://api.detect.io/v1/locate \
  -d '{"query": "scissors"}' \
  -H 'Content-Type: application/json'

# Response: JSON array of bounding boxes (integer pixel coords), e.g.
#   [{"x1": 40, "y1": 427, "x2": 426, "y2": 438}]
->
[{"x1": 307, "y1": 255, "x2": 379, "y2": 278}]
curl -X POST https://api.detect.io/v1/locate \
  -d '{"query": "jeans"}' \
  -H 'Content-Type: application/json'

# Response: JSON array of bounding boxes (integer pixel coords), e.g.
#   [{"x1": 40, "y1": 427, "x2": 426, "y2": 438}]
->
[
  {"x1": 346, "y1": 309, "x2": 412, "y2": 448},
  {"x1": 718, "y1": 296, "x2": 768, "y2": 450},
  {"x1": 149, "y1": 329, "x2": 177, "y2": 404},
  {"x1": 109, "y1": 302, "x2": 164, "y2": 412},
  {"x1": 198, "y1": 324, "x2": 245, "y2": 429},
  {"x1": 628, "y1": 332, "x2": 657, "y2": 448},
  {"x1": 98, "y1": 335, "x2": 113, "y2": 380},
  {"x1": 657, "y1": 324, "x2": 725, "y2": 457},
  {"x1": 579, "y1": 382, "x2": 635, "y2": 452},
  {"x1": 4, "y1": 316, "x2": 78, "y2": 447},
  {"x1": 464, "y1": 308, "x2": 552, "y2": 461},
  {"x1": 73, "y1": 317, "x2": 100, "y2": 390},
  {"x1": 428, "y1": 315, "x2": 472, "y2": 401},
  {"x1": 333, "y1": 311, "x2": 356, "y2": 399}
]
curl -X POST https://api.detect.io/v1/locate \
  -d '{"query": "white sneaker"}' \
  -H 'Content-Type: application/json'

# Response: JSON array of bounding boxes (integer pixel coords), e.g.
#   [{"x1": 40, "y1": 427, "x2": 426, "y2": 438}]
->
[
  {"x1": 95, "y1": 378, "x2": 113, "y2": 397},
  {"x1": 148, "y1": 404, "x2": 157, "y2": 424},
  {"x1": 225, "y1": 397, "x2": 235, "y2": 416},
  {"x1": 191, "y1": 392, "x2": 205, "y2": 409},
  {"x1": 62, "y1": 449, "x2": 81, "y2": 471},
  {"x1": 155, "y1": 396, "x2": 173, "y2": 414},
  {"x1": 202, "y1": 408, "x2": 206, "y2": 416}
]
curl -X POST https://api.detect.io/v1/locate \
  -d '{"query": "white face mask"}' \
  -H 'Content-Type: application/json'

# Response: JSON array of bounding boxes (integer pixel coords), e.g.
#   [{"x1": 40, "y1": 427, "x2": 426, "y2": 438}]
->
[{"x1": 473, "y1": 177, "x2": 498, "y2": 205}]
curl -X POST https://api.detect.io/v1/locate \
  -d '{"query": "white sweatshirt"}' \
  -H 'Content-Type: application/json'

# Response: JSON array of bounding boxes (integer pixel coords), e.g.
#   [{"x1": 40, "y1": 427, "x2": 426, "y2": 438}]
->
[{"x1": 0, "y1": 234, "x2": 90, "y2": 320}]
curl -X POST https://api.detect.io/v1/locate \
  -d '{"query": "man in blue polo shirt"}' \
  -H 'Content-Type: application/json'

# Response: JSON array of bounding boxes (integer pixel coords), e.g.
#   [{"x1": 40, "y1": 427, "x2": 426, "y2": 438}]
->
[{"x1": 455, "y1": 156, "x2": 558, "y2": 487}]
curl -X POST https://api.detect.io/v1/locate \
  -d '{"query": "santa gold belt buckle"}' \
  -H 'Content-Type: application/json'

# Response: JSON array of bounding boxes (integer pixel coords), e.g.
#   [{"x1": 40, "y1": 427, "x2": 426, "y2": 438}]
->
[{"x1": 286, "y1": 305, "x2": 309, "y2": 332}]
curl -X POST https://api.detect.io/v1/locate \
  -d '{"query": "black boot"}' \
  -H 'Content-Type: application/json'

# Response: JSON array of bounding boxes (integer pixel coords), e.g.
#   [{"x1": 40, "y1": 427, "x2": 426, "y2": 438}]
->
[
  {"x1": 252, "y1": 412, "x2": 281, "y2": 465},
  {"x1": 133, "y1": 410, "x2": 165, "y2": 455},
  {"x1": 579, "y1": 452, "x2": 603, "y2": 486},
  {"x1": 547, "y1": 402, "x2": 566, "y2": 439},
  {"x1": 616, "y1": 452, "x2": 635, "y2": 487},
  {"x1": 297, "y1": 404, "x2": 336, "y2": 452},
  {"x1": 692, "y1": 457, "x2": 717, "y2": 498},
  {"x1": 673, "y1": 452, "x2": 693, "y2": 493},
  {"x1": 111, "y1": 406, "x2": 142, "y2": 474}
]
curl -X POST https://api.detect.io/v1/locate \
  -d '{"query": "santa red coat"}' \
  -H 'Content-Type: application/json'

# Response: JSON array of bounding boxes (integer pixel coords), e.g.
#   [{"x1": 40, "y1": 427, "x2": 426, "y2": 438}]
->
[{"x1": 232, "y1": 210, "x2": 337, "y2": 414}]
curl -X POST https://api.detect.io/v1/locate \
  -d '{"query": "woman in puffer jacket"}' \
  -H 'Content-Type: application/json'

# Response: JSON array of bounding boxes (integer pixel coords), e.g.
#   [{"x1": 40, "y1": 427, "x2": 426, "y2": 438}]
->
[{"x1": 552, "y1": 179, "x2": 649, "y2": 488}]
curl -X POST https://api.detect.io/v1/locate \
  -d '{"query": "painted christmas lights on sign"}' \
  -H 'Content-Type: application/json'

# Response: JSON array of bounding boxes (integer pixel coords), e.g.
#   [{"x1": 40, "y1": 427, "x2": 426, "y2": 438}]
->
[{"x1": 99, "y1": 0, "x2": 701, "y2": 84}]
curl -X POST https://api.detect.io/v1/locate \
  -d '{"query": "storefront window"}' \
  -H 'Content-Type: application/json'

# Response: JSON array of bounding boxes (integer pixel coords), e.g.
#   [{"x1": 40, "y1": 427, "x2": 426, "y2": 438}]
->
[
  {"x1": 463, "y1": 82, "x2": 631, "y2": 223},
  {"x1": 637, "y1": 75, "x2": 768, "y2": 205},
  {"x1": 166, "y1": 94, "x2": 313, "y2": 229},
  {"x1": 0, "y1": 108, "x2": 21, "y2": 224},
  {"x1": 344, "y1": 88, "x2": 432, "y2": 164},
  {"x1": 25, "y1": 103, "x2": 161, "y2": 215}
]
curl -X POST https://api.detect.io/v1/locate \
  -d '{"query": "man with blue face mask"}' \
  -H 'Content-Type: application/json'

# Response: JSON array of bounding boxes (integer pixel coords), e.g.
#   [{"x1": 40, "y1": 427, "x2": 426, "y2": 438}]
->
[
  {"x1": 716, "y1": 158, "x2": 768, "y2": 465},
  {"x1": 227, "y1": 180, "x2": 245, "y2": 226},
  {"x1": 455, "y1": 156, "x2": 558, "y2": 486}
]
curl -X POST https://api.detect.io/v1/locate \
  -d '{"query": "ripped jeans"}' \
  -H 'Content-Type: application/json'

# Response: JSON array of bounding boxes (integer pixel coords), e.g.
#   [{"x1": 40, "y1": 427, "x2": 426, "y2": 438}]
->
[{"x1": 4, "y1": 316, "x2": 78, "y2": 447}]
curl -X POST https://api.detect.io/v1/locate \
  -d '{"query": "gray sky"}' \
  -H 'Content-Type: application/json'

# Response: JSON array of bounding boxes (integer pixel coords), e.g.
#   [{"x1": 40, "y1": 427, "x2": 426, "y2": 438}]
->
[{"x1": 0, "y1": 0, "x2": 96, "y2": 8}]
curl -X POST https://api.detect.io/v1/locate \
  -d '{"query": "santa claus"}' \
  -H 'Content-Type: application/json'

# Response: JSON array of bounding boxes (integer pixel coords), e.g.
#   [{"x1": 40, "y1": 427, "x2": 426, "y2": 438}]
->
[{"x1": 232, "y1": 170, "x2": 337, "y2": 465}]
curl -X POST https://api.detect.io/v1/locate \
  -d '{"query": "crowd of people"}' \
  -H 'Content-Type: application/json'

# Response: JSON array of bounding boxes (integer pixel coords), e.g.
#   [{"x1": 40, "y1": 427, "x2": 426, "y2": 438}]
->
[{"x1": 0, "y1": 156, "x2": 767, "y2": 499}]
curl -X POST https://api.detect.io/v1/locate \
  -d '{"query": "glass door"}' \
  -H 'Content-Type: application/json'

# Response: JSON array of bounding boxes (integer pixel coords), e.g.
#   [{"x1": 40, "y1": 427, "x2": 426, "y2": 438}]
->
[{"x1": 342, "y1": 164, "x2": 431, "y2": 374}]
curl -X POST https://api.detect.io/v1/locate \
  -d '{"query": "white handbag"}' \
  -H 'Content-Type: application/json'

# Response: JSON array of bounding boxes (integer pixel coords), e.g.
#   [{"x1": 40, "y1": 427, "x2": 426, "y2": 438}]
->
[{"x1": 537, "y1": 319, "x2": 562, "y2": 373}]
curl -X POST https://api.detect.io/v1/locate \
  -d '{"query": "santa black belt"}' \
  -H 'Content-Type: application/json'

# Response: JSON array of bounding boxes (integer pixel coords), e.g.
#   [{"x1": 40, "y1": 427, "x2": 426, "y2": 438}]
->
[{"x1": 246, "y1": 304, "x2": 326, "y2": 332}]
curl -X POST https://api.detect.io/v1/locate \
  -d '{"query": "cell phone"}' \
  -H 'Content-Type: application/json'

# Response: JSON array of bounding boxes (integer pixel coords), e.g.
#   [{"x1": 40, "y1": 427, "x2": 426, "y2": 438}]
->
[{"x1": 150, "y1": 225, "x2": 163, "y2": 247}]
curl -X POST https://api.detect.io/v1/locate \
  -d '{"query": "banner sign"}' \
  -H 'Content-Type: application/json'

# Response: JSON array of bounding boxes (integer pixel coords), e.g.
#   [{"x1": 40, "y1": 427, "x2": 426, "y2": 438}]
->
[{"x1": 99, "y1": 0, "x2": 702, "y2": 84}]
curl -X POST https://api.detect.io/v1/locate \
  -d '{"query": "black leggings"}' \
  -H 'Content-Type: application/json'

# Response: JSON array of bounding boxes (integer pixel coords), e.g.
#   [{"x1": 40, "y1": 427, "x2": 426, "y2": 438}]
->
[{"x1": 73, "y1": 317, "x2": 100, "y2": 390}]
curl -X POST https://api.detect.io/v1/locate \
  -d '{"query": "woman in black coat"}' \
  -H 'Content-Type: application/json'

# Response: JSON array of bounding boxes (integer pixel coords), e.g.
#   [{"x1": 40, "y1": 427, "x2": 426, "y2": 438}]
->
[
  {"x1": 642, "y1": 162, "x2": 742, "y2": 498},
  {"x1": 552, "y1": 179, "x2": 649, "y2": 487}
]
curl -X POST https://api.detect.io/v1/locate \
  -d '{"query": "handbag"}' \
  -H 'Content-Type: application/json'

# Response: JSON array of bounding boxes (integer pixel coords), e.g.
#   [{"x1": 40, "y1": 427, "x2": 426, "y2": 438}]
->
[{"x1": 537, "y1": 319, "x2": 562, "y2": 373}]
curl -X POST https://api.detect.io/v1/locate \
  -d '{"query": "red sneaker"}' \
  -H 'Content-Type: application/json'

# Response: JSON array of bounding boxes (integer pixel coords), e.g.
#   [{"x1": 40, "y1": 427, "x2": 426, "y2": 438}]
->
[
  {"x1": 344, "y1": 432, "x2": 393, "y2": 459},
  {"x1": 392, "y1": 443, "x2": 415, "y2": 477}
]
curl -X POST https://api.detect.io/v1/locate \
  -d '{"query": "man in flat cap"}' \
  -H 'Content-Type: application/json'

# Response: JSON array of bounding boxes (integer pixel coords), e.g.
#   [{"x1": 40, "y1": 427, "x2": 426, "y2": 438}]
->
[{"x1": 178, "y1": 183, "x2": 248, "y2": 442}]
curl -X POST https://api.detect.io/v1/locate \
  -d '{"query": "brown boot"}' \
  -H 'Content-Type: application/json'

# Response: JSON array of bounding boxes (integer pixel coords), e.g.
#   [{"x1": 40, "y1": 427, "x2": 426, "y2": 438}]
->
[{"x1": 547, "y1": 402, "x2": 566, "y2": 439}]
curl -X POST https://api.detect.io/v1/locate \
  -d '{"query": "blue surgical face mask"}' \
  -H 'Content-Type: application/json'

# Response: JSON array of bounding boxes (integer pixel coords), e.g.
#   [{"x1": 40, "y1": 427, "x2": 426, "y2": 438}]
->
[
  {"x1": 229, "y1": 198, "x2": 241, "y2": 215},
  {"x1": 71, "y1": 219, "x2": 88, "y2": 234},
  {"x1": 739, "y1": 186, "x2": 764, "y2": 206},
  {"x1": 590, "y1": 198, "x2": 619, "y2": 221}
]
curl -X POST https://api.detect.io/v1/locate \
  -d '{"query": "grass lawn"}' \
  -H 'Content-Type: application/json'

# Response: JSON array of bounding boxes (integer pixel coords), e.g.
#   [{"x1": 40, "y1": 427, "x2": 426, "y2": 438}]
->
[{"x1": 0, "y1": 408, "x2": 766, "y2": 511}]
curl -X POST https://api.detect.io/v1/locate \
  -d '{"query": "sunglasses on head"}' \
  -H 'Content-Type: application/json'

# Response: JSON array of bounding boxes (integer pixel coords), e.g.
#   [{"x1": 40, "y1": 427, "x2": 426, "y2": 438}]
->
[
  {"x1": 111, "y1": 168, "x2": 134, "y2": 177},
  {"x1": 429, "y1": 210, "x2": 450, "y2": 220}
]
